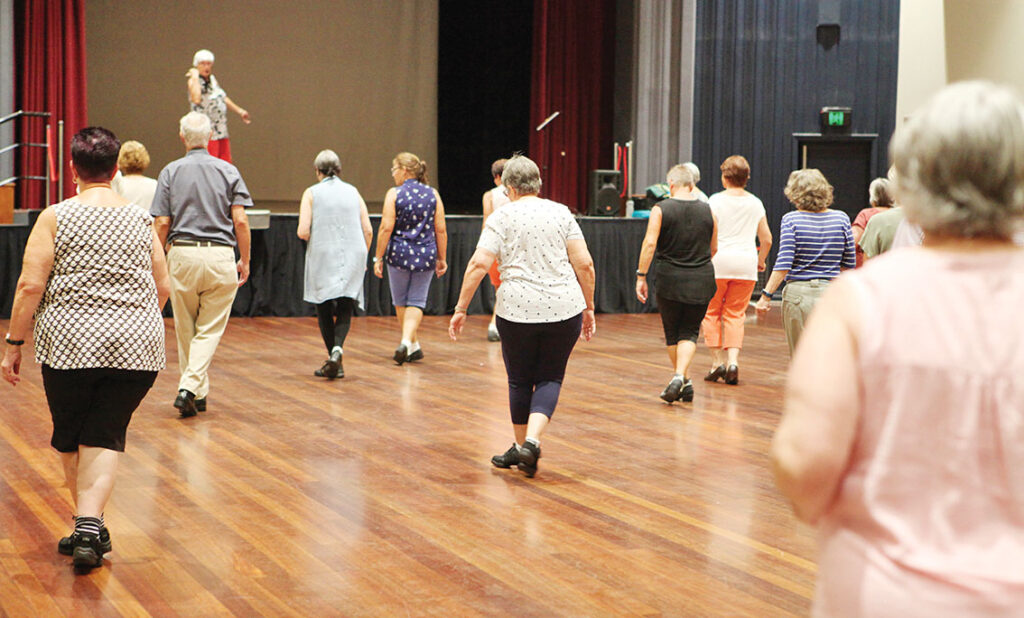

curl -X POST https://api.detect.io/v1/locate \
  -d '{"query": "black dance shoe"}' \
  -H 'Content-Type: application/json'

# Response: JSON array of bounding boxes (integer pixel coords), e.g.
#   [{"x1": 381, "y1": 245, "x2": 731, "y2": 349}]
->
[
  {"x1": 195, "y1": 398, "x2": 207, "y2": 412},
  {"x1": 517, "y1": 441, "x2": 541, "y2": 478},
  {"x1": 725, "y1": 364, "x2": 739, "y2": 385},
  {"x1": 704, "y1": 365, "x2": 726, "y2": 382},
  {"x1": 406, "y1": 349, "x2": 424, "y2": 362},
  {"x1": 174, "y1": 389, "x2": 198, "y2": 418},
  {"x1": 72, "y1": 532, "x2": 105, "y2": 572},
  {"x1": 324, "y1": 349, "x2": 343, "y2": 379},
  {"x1": 660, "y1": 377, "x2": 684, "y2": 403},
  {"x1": 58, "y1": 527, "x2": 111, "y2": 556},
  {"x1": 393, "y1": 344, "x2": 408, "y2": 365},
  {"x1": 680, "y1": 379, "x2": 694, "y2": 402},
  {"x1": 491, "y1": 444, "x2": 520, "y2": 468}
]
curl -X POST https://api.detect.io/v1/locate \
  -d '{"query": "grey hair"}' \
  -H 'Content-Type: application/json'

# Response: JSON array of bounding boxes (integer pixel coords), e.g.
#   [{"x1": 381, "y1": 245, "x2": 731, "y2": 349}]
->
[
  {"x1": 891, "y1": 80, "x2": 1024, "y2": 239},
  {"x1": 501, "y1": 155, "x2": 542, "y2": 195},
  {"x1": 193, "y1": 49, "x2": 215, "y2": 66},
  {"x1": 179, "y1": 112, "x2": 212, "y2": 148},
  {"x1": 868, "y1": 178, "x2": 893, "y2": 208},
  {"x1": 314, "y1": 149, "x2": 341, "y2": 177},
  {"x1": 682, "y1": 161, "x2": 700, "y2": 183},
  {"x1": 784, "y1": 168, "x2": 833, "y2": 212},
  {"x1": 667, "y1": 164, "x2": 695, "y2": 187}
]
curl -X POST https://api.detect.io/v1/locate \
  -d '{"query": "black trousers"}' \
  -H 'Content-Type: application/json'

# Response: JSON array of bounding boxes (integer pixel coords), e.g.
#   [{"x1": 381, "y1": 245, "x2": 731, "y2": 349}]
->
[
  {"x1": 315, "y1": 297, "x2": 356, "y2": 353},
  {"x1": 656, "y1": 295, "x2": 708, "y2": 345},
  {"x1": 496, "y1": 313, "x2": 582, "y2": 425}
]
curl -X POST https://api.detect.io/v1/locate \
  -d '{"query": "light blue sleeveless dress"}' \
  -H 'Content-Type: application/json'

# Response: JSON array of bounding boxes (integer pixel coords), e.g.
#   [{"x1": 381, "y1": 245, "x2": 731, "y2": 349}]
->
[{"x1": 302, "y1": 176, "x2": 367, "y2": 307}]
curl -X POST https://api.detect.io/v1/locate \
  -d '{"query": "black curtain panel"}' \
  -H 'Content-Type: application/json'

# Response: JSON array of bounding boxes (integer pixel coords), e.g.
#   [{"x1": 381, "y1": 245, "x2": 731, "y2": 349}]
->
[{"x1": 692, "y1": 0, "x2": 900, "y2": 269}]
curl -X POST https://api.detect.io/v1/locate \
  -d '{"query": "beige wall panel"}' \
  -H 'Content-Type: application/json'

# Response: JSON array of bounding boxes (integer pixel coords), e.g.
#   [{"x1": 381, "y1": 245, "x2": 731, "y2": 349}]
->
[
  {"x1": 86, "y1": 0, "x2": 438, "y2": 205},
  {"x1": 945, "y1": 0, "x2": 1024, "y2": 92},
  {"x1": 896, "y1": 0, "x2": 947, "y2": 124}
]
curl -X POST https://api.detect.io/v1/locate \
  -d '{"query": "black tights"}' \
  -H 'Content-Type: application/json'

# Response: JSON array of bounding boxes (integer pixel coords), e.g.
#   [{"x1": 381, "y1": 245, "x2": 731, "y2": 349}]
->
[{"x1": 315, "y1": 297, "x2": 356, "y2": 353}]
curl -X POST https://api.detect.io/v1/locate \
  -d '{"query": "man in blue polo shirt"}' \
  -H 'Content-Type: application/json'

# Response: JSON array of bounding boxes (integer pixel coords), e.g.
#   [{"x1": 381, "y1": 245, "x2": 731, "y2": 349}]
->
[{"x1": 151, "y1": 112, "x2": 252, "y2": 418}]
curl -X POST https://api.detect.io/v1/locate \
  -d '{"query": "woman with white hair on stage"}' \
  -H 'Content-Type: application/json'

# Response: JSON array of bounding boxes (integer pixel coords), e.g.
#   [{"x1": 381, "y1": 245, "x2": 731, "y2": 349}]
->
[
  {"x1": 773, "y1": 80, "x2": 1024, "y2": 616},
  {"x1": 185, "y1": 49, "x2": 250, "y2": 163}
]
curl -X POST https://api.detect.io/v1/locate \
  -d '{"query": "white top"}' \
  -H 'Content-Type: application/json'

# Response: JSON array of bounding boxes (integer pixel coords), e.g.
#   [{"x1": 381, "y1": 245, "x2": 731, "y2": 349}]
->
[
  {"x1": 119, "y1": 174, "x2": 158, "y2": 210},
  {"x1": 477, "y1": 197, "x2": 586, "y2": 323},
  {"x1": 707, "y1": 190, "x2": 765, "y2": 280},
  {"x1": 489, "y1": 185, "x2": 511, "y2": 211}
]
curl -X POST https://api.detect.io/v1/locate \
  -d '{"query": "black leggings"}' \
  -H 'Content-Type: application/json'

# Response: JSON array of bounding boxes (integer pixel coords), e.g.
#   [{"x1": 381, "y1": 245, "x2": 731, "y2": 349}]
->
[
  {"x1": 316, "y1": 297, "x2": 356, "y2": 352},
  {"x1": 496, "y1": 313, "x2": 582, "y2": 425},
  {"x1": 657, "y1": 295, "x2": 708, "y2": 345}
]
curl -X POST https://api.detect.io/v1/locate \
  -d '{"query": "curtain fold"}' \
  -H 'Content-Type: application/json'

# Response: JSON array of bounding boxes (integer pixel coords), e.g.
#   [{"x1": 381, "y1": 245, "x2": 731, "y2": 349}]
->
[
  {"x1": 15, "y1": 0, "x2": 87, "y2": 209},
  {"x1": 528, "y1": 0, "x2": 616, "y2": 213}
]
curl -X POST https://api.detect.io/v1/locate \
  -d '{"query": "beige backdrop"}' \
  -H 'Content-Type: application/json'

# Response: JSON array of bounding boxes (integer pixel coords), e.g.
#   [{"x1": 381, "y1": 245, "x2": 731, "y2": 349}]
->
[{"x1": 86, "y1": 0, "x2": 438, "y2": 207}]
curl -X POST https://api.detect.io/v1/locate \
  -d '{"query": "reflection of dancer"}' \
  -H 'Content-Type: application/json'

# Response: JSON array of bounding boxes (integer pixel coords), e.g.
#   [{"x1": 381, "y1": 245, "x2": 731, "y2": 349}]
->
[
  {"x1": 449, "y1": 155, "x2": 596, "y2": 479},
  {"x1": 481, "y1": 158, "x2": 510, "y2": 341},
  {"x1": 186, "y1": 49, "x2": 250, "y2": 163},
  {"x1": 297, "y1": 150, "x2": 372, "y2": 380}
]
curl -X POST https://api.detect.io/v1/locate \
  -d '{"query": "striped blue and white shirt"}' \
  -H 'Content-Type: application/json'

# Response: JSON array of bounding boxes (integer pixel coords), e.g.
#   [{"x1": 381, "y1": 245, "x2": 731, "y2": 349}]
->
[{"x1": 774, "y1": 210, "x2": 855, "y2": 280}]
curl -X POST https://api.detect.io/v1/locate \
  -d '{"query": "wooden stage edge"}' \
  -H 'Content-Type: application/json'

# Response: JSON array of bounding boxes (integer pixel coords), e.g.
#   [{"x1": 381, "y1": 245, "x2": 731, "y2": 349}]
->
[{"x1": 0, "y1": 310, "x2": 816, "y2": 617}]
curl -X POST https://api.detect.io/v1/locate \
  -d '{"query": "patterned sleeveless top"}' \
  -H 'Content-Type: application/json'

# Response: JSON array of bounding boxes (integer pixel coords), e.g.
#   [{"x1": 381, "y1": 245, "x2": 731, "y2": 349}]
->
[
  {"x1": 33, "y1": 200, "x2": 166, "y2": 371},
  {"x1": 386, "y1": 179, "x2": 438, "y2": 272},
  {"x1": 190, "y1": 74, "x2": 229, "y2": 140}
]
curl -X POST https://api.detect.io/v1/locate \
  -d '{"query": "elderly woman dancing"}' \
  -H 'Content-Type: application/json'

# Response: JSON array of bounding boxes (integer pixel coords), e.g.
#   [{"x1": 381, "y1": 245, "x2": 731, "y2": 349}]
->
[
  {"x1": 756, "y1": 169, "x2": 855, "y2": 354},
  {"x1": 773, "y1": 81, "x2": 1024, "y2": 617},
  {"x1": 449, "y1": 155, "x2": 596, "y2": 478},
  {"x1": 1, "y1": 127, "x2": 169, "y2": 572},
  {"x1": 298, "y1": 149, "x2": 372, "y2": 379}
]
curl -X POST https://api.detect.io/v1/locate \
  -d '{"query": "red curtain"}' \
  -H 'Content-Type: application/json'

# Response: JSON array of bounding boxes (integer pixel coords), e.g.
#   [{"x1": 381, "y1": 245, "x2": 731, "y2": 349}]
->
[
  {"x1": 15, "y1": 0, "x2": 88, "y2": 209},
  {"x1": 529, "y1": 0, "x2": 615, "y2": 213}
]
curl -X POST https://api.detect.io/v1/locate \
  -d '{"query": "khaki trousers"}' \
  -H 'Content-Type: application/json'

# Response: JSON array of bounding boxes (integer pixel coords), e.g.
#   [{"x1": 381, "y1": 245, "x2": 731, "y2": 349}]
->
[
  {"x1": 781, "y1": 279, "x2": 830, "y2": 356},
  {"x1": 167, "y1": 246, "x2": 238, "y2": 398}
]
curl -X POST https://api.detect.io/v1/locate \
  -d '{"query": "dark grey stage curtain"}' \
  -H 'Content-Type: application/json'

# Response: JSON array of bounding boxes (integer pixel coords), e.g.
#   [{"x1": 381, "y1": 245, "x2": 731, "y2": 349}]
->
[{"x1": 1, "y1": 213, "x2": 660, "y2": 319}]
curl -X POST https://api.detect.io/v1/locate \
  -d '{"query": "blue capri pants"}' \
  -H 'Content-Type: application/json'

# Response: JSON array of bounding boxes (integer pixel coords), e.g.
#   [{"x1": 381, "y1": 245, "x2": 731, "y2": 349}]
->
[{"x1": 387, "y1": 265, "x2": 434, "y2": 309}]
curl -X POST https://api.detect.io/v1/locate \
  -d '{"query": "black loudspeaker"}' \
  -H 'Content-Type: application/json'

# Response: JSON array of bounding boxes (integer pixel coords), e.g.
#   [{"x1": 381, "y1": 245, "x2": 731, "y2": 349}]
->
[{"x1": 589, "y1": 169, "x2": 622, "y2": 216}]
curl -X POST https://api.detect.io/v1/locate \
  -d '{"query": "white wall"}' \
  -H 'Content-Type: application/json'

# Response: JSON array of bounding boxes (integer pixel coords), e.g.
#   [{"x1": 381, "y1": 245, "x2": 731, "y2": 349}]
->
[
  {"x1": 945, "y1": 0, "x2": 1024, "y2": 91},
  {"x1": 896, "y1": 0, "x2": 947, "y2": 124}
]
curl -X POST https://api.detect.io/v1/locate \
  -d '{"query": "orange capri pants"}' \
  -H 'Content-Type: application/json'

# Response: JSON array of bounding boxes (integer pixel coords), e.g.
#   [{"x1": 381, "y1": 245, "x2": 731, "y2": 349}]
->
[
  {"x1": 701, "y1": 279, "x2": 756, "y2": 349},
  {"x1": 488, "y1": 261, "x2": 501, "y2": 288}
]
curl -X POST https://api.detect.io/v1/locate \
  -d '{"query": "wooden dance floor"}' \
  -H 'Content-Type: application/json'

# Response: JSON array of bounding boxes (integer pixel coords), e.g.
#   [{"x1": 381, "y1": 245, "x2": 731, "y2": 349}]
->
[{"x1": 0, "y1": 310, "x2": 816, "y2": 616}]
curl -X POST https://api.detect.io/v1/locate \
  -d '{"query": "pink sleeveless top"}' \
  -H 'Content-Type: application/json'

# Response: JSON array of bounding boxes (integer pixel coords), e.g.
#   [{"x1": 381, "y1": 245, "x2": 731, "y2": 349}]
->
[{"x1": 814, "y1": 246, "x2": 1024, "y2": 617}]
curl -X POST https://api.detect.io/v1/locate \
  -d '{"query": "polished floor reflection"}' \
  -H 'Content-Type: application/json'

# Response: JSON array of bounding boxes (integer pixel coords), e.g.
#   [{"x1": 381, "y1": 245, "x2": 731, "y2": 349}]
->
[{"x1": 0, "y1": 310, "x2": 816, "y2": 616}]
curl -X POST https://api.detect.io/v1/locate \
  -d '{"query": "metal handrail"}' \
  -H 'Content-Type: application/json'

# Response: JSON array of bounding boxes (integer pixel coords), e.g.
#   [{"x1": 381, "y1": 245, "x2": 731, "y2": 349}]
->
[{"x1": 0, "y1": 110, "x2": 59, "y2": 205}]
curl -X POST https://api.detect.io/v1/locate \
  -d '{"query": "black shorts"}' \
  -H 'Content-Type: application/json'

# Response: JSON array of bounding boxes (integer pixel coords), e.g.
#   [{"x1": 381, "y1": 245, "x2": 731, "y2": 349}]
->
[
  {"x1": 656, "y1": 296, "x2": 708, "y2": 345},
  {"x1": 41, "y1": 365, "x2": 158, "y2": 453}
]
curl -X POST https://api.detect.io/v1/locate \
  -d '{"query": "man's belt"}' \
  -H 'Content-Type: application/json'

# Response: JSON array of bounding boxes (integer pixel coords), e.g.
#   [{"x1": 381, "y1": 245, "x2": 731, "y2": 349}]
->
[{"x1": 170, "y1": 239, "x2": 232, "y2": 248}]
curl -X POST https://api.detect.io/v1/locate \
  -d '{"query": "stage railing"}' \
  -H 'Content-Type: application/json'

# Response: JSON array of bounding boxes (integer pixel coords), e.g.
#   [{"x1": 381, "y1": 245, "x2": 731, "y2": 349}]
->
[{"x1": 0, "y1": 110, "x2": 63, "y2": 207}]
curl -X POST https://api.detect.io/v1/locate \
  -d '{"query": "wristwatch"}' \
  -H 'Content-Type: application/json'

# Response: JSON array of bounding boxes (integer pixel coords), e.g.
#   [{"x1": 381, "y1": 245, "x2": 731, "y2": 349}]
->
[{"x1": 372, "y1": 256, "x2": 381, "y2": 263}]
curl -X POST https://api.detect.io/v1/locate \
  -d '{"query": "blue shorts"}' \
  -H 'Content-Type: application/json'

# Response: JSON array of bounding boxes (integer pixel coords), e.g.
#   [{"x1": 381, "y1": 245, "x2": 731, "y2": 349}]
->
[{"x1": 387, "y1": 266, "x2": 433, "y2": 309}]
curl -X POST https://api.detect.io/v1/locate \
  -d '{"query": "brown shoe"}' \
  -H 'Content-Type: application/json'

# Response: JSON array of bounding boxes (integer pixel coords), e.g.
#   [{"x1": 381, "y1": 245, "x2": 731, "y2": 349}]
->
[
  {"x1": 724, "y1": 364, "x2": 739, "y2": 385},
  {"x1": 704, "y1": 365, "x2": 726, "y2": 382}
]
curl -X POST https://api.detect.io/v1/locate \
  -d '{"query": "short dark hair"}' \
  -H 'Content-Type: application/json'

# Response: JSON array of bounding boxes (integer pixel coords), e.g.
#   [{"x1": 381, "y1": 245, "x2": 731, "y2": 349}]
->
[
  {"x1": 491, "y1": 158, "x2": 508, "y2": 178},
  {"x1": 71, "y1": 127, "x2": 120, "y2": 182}
]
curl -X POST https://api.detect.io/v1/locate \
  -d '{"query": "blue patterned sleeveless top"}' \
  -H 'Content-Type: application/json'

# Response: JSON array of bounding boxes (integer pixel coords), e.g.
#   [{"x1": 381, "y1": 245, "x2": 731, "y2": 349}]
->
[{"x1": 386, "y1": 179, "x2": 438, "y2": 272}]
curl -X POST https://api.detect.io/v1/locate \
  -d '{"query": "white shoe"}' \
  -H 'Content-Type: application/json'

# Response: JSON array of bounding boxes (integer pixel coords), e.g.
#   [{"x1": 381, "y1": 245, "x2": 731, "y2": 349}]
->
[{"x1": 487, "y1": 324, "x2": 500, "y2": 342}]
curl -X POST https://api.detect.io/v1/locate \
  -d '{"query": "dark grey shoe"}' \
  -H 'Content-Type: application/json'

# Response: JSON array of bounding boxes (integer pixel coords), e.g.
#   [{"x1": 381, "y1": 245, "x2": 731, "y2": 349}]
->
[
  {"x1": 517, "y1": 441, "x2": 541, "y2": 478},
  {"x1": 59, "y1": 527, "x2": 111, "y2": 556},
  {"x1": 393, "y1": 344, "x2": 408, "y2": 365},
  {"x1": 491, "y1": 444, "x2": 520, "y2": 468},
  {"x1": 660, "y1": 377, "x2": 684, "y2": 403},
  {"x1": 174, "y1": 389, "x2": 198, "y2": 418},
  {"x1": 324, "y1": 349, "x2": 343, "y2": 379},
  {"x1": 72, "y1": 532, "x2": 104, "y2": 572},
  {"x1": 195, "y1": 398, "x2": 206, "y2": 412},
  {"x1": 680, "y1": 379, "x2": 694, "y2": 402},
  {"x1": 406, "y1": 348, "x2": 424, "y2": 362}
]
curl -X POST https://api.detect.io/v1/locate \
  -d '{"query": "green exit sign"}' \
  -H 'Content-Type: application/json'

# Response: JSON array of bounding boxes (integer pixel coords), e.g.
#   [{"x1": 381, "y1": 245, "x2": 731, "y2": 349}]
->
[{"x1": 820, "y1": 107, "x2": 852, "y2": 133}]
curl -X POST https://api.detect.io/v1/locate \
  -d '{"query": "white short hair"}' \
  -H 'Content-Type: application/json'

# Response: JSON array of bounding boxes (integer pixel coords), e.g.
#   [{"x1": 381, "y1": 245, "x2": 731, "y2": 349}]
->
[
  {"x1": 179, "y1": 112, "x2": 212, "y2": 148},
  {"x1": 193, "y1": 49, "x2": 215, "y2": 66},
  {"x1": 682, "y1": 162, "x2": 700, "y2": 183},
  {"x1": 667, "y1": 164, "x2": 695, "y2": 187},
  {"x1": 501, "y1": 155, "x2": 542, "y2": 195},
  {"x1": 891, "y1": 80, "x2": 1024, "y2": 239}
]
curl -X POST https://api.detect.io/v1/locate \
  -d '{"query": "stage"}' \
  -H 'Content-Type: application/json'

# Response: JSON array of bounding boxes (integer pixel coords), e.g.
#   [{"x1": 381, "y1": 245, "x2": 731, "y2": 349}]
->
[
  {"x1": 2, "y1": 212, "x2": 663, "y2": 319},
  {"x1": 0, "y1": 311, "x2": 815, "y2": 615}
]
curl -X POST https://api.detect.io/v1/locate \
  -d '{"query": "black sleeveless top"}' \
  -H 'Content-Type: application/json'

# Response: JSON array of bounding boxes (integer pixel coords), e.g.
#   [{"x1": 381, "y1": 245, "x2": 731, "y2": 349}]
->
[{"x1": 653, "y1": 198, "x2": 717, "y2": 304}]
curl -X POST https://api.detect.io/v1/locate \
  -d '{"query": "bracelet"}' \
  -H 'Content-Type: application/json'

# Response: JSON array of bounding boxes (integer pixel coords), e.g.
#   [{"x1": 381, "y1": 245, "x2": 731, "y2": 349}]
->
[
  {"x1": 454, "y1": 306, "x2": 467, "y2": 313},
  {"x1": 636, "y1": 271, "x2": 647, "y2": 277},
  {"x1": 761, "y1": 289, "x2": 773, "y2": 298},
  {"x1": 5, "y1": 333, "x2": 24, "y2": 346},
  {"x1": 372, "y1": 256, "x2": 381, "y2": 263}
]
